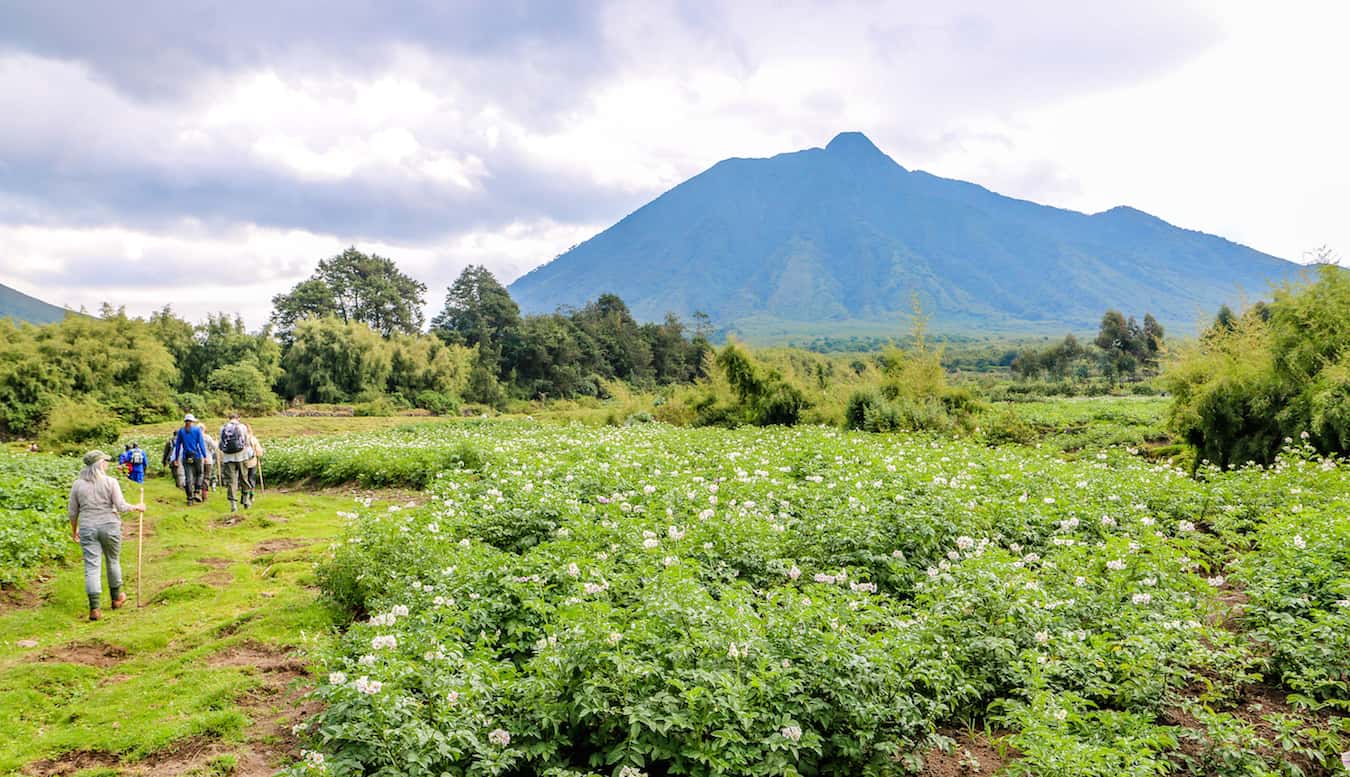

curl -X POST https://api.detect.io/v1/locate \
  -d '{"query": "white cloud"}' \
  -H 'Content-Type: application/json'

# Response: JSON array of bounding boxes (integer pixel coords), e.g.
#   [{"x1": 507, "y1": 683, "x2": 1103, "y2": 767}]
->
[
  {"x1": 1, "y1": 0, "x2": 1346, "y2": 330},
  {"x1": 0, "y1": 219, "x2": 599, "y2": 327}
]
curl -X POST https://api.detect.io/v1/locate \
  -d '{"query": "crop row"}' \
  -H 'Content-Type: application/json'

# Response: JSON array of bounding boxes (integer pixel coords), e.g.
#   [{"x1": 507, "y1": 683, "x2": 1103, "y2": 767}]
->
[{"x1": 288, "y1": 423, "x2": 1349, "y2": 776}]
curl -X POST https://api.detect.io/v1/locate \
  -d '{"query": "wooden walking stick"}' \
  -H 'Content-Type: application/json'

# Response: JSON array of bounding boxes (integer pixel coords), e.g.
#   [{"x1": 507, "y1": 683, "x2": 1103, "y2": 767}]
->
[{"x1": 137, "y1": 483, "x2": 145, "y2": 608}]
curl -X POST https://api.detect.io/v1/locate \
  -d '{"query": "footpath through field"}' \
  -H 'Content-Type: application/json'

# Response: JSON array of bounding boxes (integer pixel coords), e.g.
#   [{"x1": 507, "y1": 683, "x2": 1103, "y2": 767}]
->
[{"x1": 0, "y1": 471, "x2": 359, "y2": 777}]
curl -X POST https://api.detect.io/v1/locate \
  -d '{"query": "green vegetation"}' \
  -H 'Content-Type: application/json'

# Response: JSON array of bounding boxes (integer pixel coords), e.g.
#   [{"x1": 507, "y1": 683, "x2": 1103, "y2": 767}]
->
[
  {"x1": 270, "y1": 247, "x2": 429, "y2": 339},
  {"x1": 0, "y1": 450, "x2": 76, "y2": 586},
  {"x1": 1010, "y1": 309, "x2": 1165, "y2": 383},
  {"x1": 0, "y1": 457, "x2": 362, "y2": 775},
  {"x1": 281, "y1": 421, "x2": 1349, "y2": 776},
  {"x1": 1166, "y1": 265, "x2": 1350, "y2": 468},
  {"x1": 0, "y1": 312, "x2": 179, "y2": 439}
]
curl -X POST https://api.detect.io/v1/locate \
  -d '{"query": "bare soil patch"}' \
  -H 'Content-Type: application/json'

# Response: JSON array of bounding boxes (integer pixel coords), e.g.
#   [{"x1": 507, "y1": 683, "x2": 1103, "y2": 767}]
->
[
  {"x1": 36, "y1": 640, "x2": 128, "y2": 668},
  {"x1": 251, "y1": 538, "x2": 312, "y2": 557},
  {"x1": 26, "y1": 750, "x2": 119, "y2": 776},
  {"x1": 197, "y1": 557, "x2": 236, "y2": 587},
  {"x1": 919, "y1": 730, "x2": 1013, "y2": 776},
  {"x1": 207, "y1": 640, "x2": 308, "y2": 675},
  {"x1": 0, "y1": 581, "x2": 44, "y2": 611}
]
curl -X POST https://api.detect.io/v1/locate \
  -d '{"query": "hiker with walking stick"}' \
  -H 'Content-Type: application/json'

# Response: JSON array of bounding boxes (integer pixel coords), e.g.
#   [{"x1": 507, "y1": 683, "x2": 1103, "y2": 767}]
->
[
  {"x1": 243, "y1": 421, "x2": 264, "y2": 505},
  {"x1": 219, "y1": 413, "x2": 252, "y2": 512},
  {"x1": 68, "y1": 450, "x2": 145, "y2": 621}
]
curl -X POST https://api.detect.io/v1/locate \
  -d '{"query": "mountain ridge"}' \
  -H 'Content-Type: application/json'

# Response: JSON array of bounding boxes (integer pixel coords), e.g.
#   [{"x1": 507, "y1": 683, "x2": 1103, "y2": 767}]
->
[
  {"x1": 0, "y1": 281, "x2": 73, "y2": 325},
  {"x1": 509, "y1": 132, "x2": 1303, "y2": 336}
]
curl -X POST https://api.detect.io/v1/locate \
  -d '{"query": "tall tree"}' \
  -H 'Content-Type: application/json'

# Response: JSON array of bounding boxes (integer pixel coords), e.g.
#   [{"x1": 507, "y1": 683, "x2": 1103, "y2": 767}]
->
[
  {"x1": 271, "y1": 248, "x2": 426, "y2": 339},
  {"x1": 431, "y1": 265, "x2": 521, "y2": 353}
]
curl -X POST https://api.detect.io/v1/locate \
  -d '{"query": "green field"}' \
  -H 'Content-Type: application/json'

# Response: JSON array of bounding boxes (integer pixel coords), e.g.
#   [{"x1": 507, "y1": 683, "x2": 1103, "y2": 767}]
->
[{"x1": 2, "y1": 407, "x2": 1348, "y2": 776}]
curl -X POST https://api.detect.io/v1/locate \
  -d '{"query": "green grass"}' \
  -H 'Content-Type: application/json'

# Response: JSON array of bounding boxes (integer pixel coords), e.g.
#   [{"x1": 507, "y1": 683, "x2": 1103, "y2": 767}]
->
[{"x1": 0, "y1": 469, "x2": 365, "y2": 775}]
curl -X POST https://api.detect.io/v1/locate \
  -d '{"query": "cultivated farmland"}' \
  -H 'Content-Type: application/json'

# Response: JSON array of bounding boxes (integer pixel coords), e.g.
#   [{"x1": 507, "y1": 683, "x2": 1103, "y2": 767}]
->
[{"x1": 273, "y1": 422, "x2": 1350, "y2": 776}]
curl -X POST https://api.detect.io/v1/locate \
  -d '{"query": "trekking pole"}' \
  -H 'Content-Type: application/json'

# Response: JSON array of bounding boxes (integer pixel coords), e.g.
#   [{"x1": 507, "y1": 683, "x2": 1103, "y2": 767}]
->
[{"x1": 137, "y1": 483, "x2": 145, "y2": 608}]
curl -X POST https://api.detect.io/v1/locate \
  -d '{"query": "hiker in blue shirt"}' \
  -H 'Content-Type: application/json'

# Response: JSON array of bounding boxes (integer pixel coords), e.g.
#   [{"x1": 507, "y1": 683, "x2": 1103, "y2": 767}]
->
[
  {"x1": 171, "y1": 414, "x2": 209, "y2": 505},
  {"x1": 118, "y1": 444, "x2": 133, "y2": 477},
  {"x1": 125, "y1": 442, "x2": 147, "y2": 485}
]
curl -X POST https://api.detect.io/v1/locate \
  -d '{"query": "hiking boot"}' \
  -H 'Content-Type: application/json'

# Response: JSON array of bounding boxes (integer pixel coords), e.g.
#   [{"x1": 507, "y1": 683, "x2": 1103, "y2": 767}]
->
[
  {"x1": 89, "y1": 608, "x2": 101, "y2": 621},
  {"x1": 111, "y1": 593, "x2": 127, "y2": 609},
  {"x1": 229, "y1": 501, "x2": 237, "y2": 513}
]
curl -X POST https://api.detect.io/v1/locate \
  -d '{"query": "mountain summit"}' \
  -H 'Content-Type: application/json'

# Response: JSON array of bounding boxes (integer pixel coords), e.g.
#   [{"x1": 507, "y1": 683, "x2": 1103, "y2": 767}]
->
[{"x1": 508, "y1": 132, "x2": 1303, "y2": 335}]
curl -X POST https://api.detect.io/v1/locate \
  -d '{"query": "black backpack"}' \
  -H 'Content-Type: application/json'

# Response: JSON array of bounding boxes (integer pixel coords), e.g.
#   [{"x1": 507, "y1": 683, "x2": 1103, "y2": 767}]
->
[{"x1": 219, "y1": 422, "x2": 246, "y2": 454}]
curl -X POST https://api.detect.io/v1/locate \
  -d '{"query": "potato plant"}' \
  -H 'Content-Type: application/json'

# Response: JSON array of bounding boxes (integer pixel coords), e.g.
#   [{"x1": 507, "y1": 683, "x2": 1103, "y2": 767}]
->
[
  {"x1": 0, "y1": 449, "x2": 77, "y2": 585},
  {"x1": 284, "y1": 422, "x2": 1349, "y2": 775}
]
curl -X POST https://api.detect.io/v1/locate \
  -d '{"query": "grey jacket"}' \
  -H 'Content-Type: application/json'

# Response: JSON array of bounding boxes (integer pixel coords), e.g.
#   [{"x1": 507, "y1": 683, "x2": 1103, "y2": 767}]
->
[{"x1": 68, "y1": 475, "x2": 134, "y2": 528}]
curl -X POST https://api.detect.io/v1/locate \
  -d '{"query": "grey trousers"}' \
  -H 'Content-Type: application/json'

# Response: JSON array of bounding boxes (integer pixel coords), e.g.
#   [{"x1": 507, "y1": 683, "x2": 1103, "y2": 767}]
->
[
  {"x1": 223, "y1": 460, "x2": 251, "y2": 505},
  {"x1": 80, "y1": 522, "x2": 122, "y2": 608}
]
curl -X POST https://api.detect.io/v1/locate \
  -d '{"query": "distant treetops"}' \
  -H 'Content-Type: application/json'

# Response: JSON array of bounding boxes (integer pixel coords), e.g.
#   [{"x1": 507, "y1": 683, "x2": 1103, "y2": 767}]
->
[{"x1": 1011, "y1": 311, "x2": 1165, "y2": 382}]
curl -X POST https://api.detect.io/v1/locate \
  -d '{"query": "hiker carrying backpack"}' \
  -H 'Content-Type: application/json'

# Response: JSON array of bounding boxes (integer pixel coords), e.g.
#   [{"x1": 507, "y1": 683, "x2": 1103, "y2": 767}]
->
[
  {"x1": 220, "y1": 420, "x2": 246, "y2": 454},
  {"x1": 126, "y1": 443, "x2": 147, "y2": 484},
  {"x1": 219, "y1": 414, "x2": 254, "y2": 513}
]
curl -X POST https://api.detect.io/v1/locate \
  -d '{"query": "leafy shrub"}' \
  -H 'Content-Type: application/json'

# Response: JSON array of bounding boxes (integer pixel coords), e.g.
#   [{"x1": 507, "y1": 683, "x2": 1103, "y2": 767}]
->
[
  {"x1": 353, "y1": 397, "x2": 398, "y2": 417},
  {"x1": 414, "y1": 390, "x2": 460, "y2": 416},
  {"x1": 1166, "y1": 266, "x2": 1350, "y2": 468},
  {"x1": 206, "y1": 363, "x2": 280, "y2": 414},
  {"x1": 39, "y1": 398, "x2": 121, "y2": 453},
  {"x1": 696, "y1": 342, "x2": 809, "y2": 427},
  {"x1": 978, "y1": 407, "x2": 1037, "y2": 445}
]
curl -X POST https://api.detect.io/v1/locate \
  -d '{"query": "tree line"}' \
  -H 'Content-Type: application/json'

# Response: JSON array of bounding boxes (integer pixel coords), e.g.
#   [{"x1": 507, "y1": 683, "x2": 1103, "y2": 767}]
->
[
  {"x1": 0, "y1": 248, "x2": 710, "y2": 445},
  {"x1": 1010, "y1": 311, "x2": 1165, "y2": 382}
]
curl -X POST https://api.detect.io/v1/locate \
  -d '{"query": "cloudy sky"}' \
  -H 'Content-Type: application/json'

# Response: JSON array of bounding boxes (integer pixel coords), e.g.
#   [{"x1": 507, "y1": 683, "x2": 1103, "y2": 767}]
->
[{"x1": 1, "y1": 0, "x2": 1345, "y2": 327}]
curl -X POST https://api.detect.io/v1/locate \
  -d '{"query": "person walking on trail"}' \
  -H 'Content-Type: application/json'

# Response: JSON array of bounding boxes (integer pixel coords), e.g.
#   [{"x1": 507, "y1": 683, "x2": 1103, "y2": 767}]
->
[
  {"x1": 202, "y1": 430, "x2": 221, "y2": 495},
  {"x1": 243, "y1": 422, "x2": 264, "y2": 501},
  {"x1": 126, "y1": 442, "x2": 147, "y2": 485},
  {"x1": 162, "y1": 433, "x2": 182, "y2": 486},
  {"x1": 219, "y1": 413, "x2": 253, "y2": 512},
  {"x1": 68, "y1": 450, "x2": 145, "y2": 621},
  {"x1": 118, "y1": 444, "x2": 133, "y2": 477},
  {"x1": 171, "y1": 414, "x2": 208, "y2": 505}
]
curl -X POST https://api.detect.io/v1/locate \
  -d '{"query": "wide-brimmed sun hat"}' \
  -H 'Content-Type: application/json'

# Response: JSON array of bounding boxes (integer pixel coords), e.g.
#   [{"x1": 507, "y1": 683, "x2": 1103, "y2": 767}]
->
[
  {"x1": 83, "y1": 450, "x2": 111, "y2": 466},
  {"x1": 184, "y1": 413, "x2": 197, "y2": 422}
]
